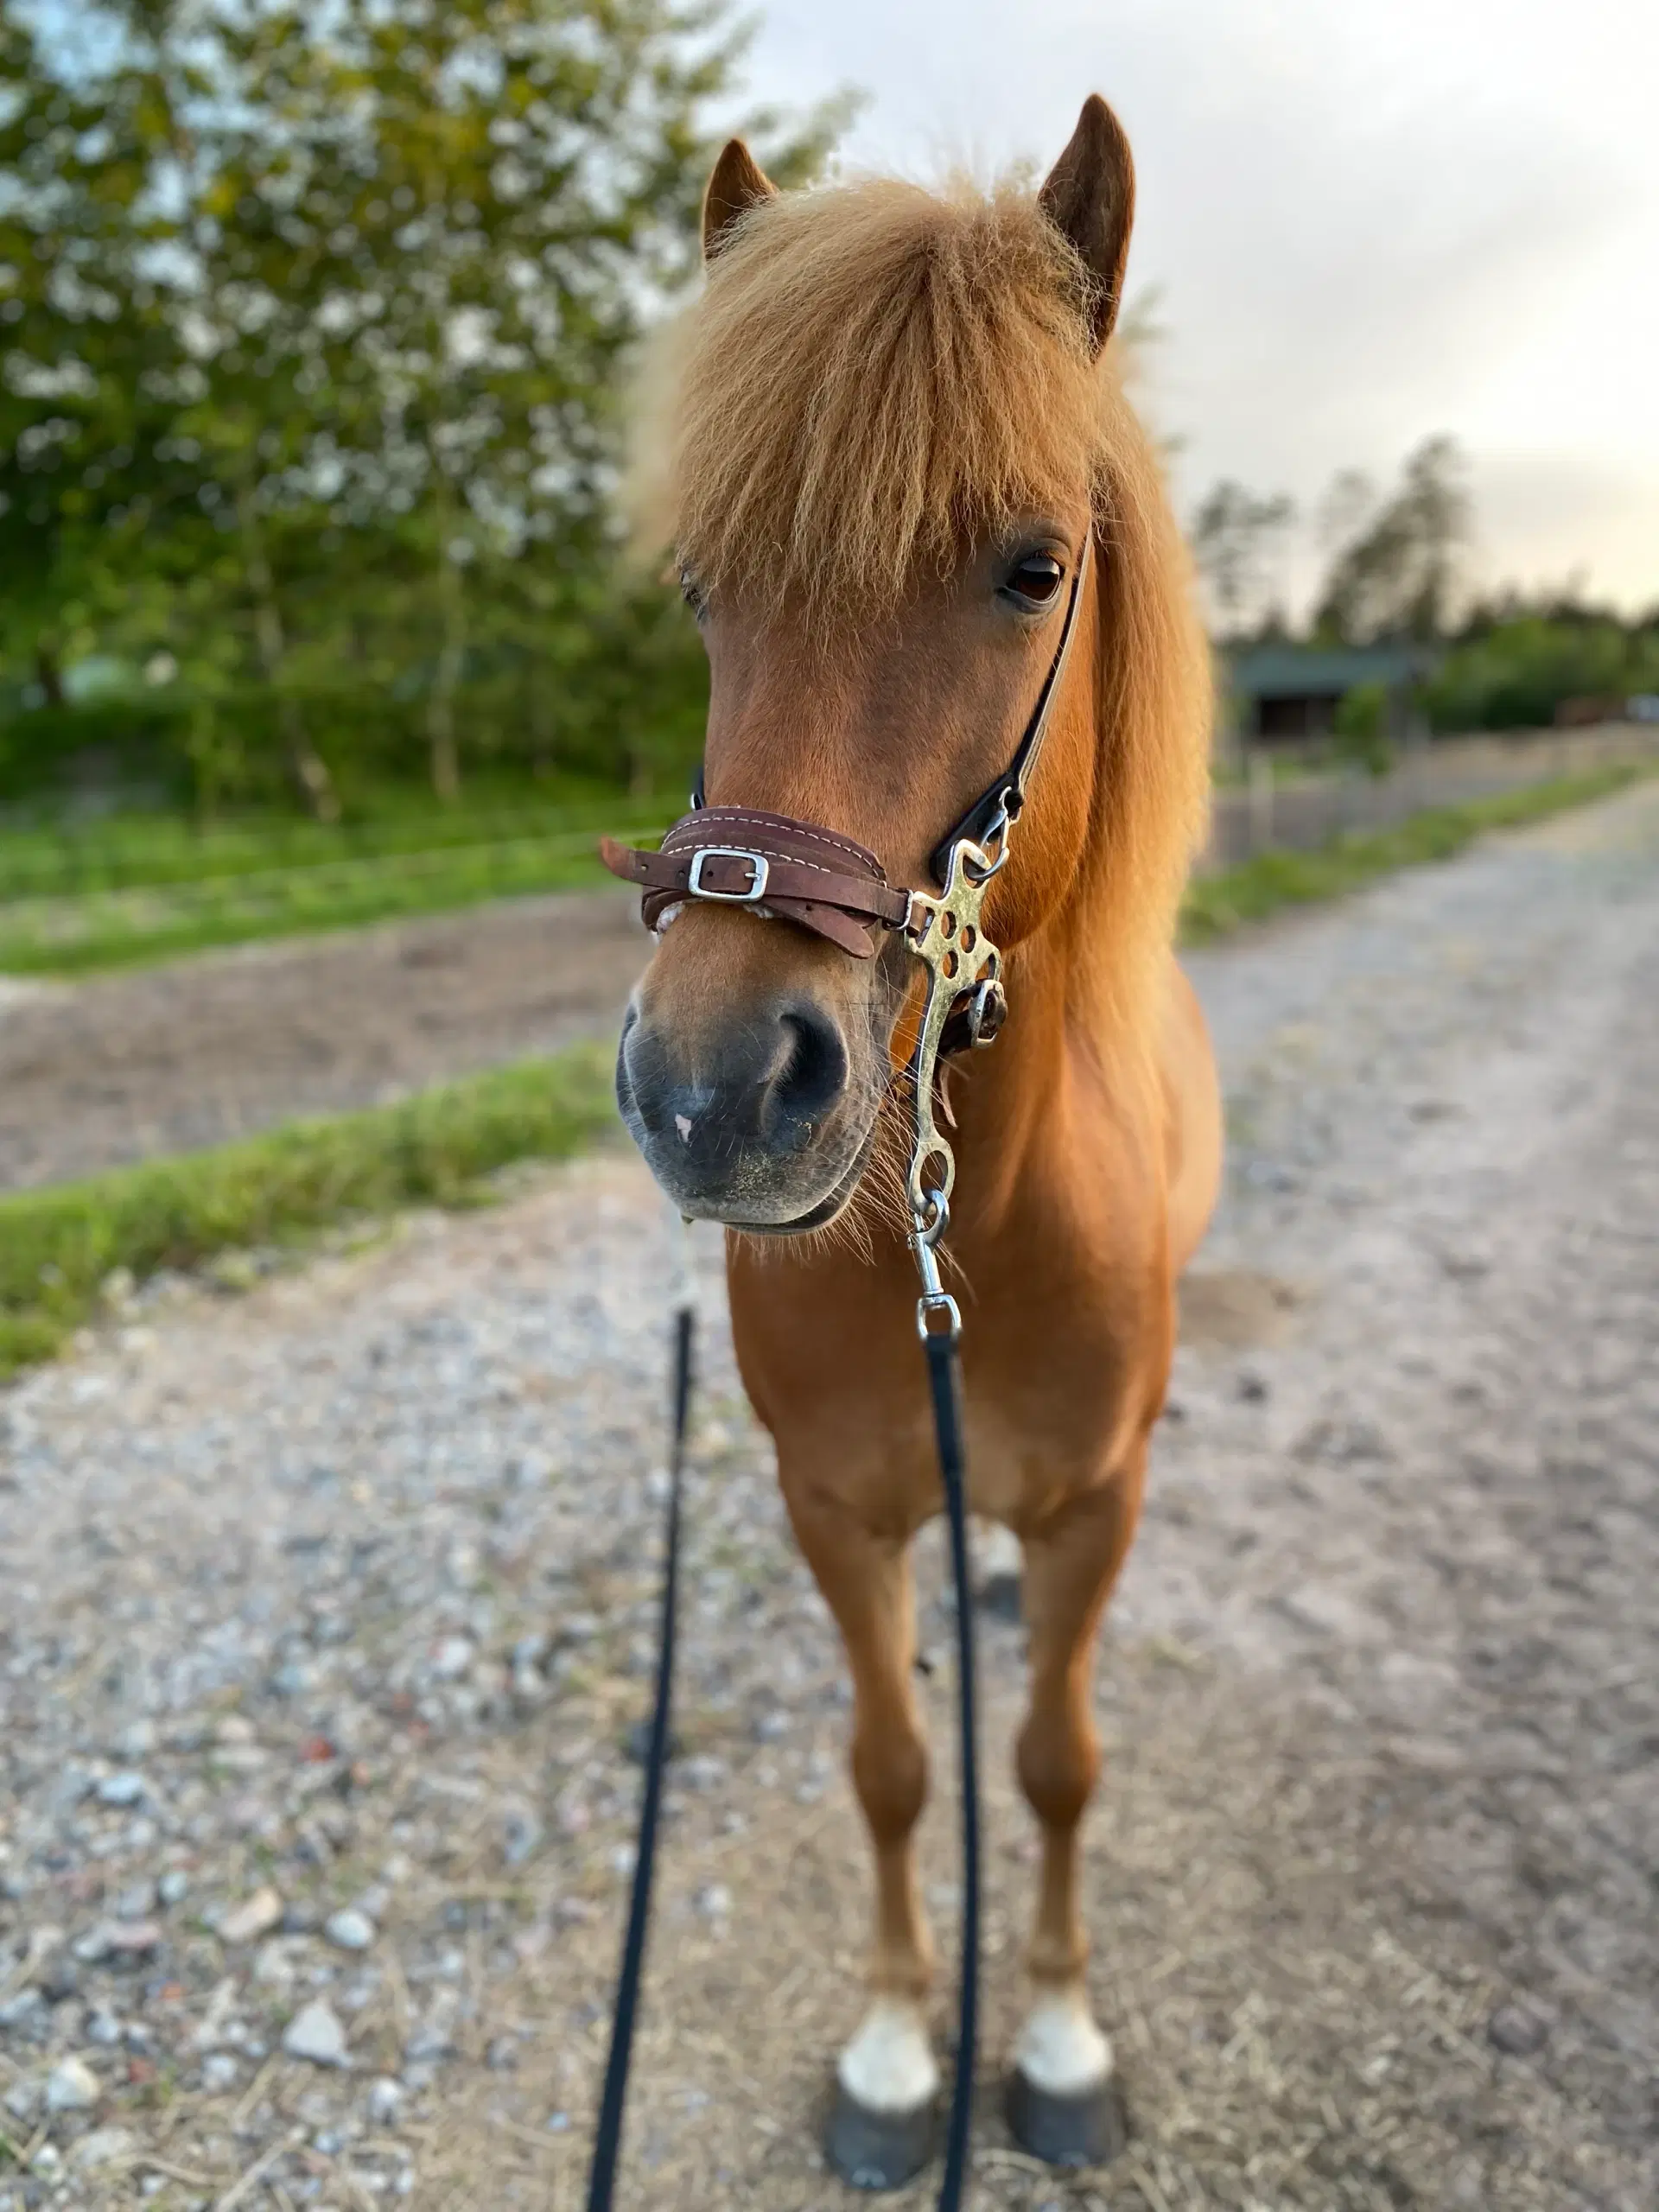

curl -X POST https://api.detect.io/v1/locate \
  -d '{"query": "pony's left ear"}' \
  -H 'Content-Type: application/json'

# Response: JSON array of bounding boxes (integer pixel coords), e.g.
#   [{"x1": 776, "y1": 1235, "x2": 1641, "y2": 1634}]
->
[
  {"x1": 1039, "y1": 95, "x2": 1136, "y2": 355},
  {"x1": 702, "y1": 138, "x2": 778, "y2": 263}
]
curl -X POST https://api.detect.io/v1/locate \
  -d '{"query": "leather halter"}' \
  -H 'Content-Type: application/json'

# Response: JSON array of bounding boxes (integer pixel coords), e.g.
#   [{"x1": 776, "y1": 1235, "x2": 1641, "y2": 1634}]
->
[{"x1": 600, "y1": 536, "x2": 1090, "y2": 989}]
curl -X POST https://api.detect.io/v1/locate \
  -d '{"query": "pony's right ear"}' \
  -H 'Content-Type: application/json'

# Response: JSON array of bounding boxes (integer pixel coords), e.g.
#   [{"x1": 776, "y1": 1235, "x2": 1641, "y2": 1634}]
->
[
  {"x1": 1039, "y1": 96, "x2": 1136, "y2": 354},
  {"x1": 702, "y1": 139, "x2": 778, "y2": 263}
]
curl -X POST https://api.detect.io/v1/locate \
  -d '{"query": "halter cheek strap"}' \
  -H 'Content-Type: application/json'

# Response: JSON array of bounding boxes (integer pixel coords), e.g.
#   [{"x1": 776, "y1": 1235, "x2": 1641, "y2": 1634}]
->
[{"x1": 928, "y1": 538, "x2": 1089, "y2": 882}]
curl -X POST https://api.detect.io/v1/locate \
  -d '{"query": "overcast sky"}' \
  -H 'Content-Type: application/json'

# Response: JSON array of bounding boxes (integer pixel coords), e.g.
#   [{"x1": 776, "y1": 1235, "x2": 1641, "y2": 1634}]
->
[{"x1": 740, "y1": 0, "x2": 1659, "y2": 615}]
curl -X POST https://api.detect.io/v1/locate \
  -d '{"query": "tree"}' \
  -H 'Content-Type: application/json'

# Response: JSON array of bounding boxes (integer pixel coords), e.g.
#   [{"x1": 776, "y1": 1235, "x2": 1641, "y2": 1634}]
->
[
  {"x1": 1312, "y1": 435, "x2": 1469, "y2": 645},
  {"x1": 1, "y1": 0, "x2": 849, "y2": 809},
  {"x1": 161, "y1": 0, "x2": 845, "y2": 800},
  {"x1": 0, "y1": 3, "x2": 188, "y2": 711},
  {"x1": 1190, "y1": 480, "x2": 1296, "y2": 641}
]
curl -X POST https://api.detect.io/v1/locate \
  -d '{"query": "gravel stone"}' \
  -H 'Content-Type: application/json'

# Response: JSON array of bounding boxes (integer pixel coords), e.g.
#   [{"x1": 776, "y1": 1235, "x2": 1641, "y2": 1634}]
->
[
  {"x1": 44, "y1": 2055, "x2": 101, "y2": 2111},
  {"x1": 70, "y1": 2126, "x2": 138, "y2": 2171},
  {"x1": 219, "y1": 1886, "x2": 283, "y2": 1944},
  {"x1": 429, "y1": 1635, "x2": 474, "y2": 1681},
  {"x1": 323, "y1": 1908, "x2": 376, "y2": 1953},
  {"x1": 366, "y1": 2075, "x2": 405, "y2": 2124},
  {"x1": 283, "y1": 1998, "x2": 349, "y2": 2068},
  {"x1": 1489, "y1": 2003, "x2": 1552, "y2": 2056},
  {"x1": 3, "y1": 2075, "x2": 41, "y2": 2120},
  {"x1": 35, "y1": 1955, "x2": 79, "y2": 2005}
]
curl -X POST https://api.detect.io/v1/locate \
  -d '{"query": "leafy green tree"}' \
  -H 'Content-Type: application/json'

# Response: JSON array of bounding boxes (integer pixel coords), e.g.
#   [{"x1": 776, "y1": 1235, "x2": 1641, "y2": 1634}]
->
[
  {"x1": 0, "y1": 3, "x2": 186, "y2": 710},
  {"x1": 3, "y1": 0, "x2": 848, "y2": 812},
  {"x1": 1332, "y1": 679, "x2": 1392, "y2": 773},
  {"x1": 1423, "y1": 614, "x2": 1659, "y2": 732},
  {"x1": 1313, "y1": 436, "x2": 1469, "y2": 645},
  {"x1": 173, "y1": 0, "x2": 844, "y2": 799}
]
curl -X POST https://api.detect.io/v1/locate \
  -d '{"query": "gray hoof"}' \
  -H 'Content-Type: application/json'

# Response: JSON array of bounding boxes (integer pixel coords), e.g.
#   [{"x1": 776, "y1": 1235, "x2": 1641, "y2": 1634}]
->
[
  {"x1": 1005, "y1": 2066, "x2": 1125, "y2": 2169},
  {"x1": 825, "y1": 2080, "x2": 938, "y2": 2191}
]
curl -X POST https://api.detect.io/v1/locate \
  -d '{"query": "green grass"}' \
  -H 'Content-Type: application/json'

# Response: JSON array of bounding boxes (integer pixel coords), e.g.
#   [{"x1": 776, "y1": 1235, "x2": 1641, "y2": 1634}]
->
[
  {"x1": 1179, "y1": 760, "x2": 1654, "y2": 944},
  {"x1": 0, "y1": 1045, "x2": 618, "y2": 1381},
  {"x1": 0, "y1": 777, "x2": 654, "y2": 896},
  {"x1": 0, "y1": 820, "x2": 668, "y2": 976}
]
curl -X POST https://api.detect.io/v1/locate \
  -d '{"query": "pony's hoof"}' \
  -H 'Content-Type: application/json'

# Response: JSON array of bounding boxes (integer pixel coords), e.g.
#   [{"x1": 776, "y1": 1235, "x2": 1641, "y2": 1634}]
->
[
  {"x1": 1005, "y1": 2066, "x2": 1125, "y2": 2169},
  {"x1": 825, "y1": 2081, "x2": 937, "y2": 2191}
]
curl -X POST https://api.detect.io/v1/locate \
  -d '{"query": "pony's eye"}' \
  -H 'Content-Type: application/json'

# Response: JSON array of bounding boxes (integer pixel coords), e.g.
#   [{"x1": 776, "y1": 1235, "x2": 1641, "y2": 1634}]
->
[
  {"x1": 679, "y1": 568, "x2": 707, "y2": 620},
  {"x1": 1002, "y1": 552, "x2": 1065, "y2": 608}
]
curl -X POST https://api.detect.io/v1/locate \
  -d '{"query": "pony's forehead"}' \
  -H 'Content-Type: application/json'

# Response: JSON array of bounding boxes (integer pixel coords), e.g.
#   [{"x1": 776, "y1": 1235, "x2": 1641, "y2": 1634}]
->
[{"x1": 636, "y1": 179, "x2": 1108, "y2": 613}]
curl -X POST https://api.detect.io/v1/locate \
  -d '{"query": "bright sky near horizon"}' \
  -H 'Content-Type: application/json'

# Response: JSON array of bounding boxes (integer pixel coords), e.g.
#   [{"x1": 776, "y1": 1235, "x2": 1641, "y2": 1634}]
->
[{"x1": 741, "y1": 0, "x2": 1659, "y2": 615}]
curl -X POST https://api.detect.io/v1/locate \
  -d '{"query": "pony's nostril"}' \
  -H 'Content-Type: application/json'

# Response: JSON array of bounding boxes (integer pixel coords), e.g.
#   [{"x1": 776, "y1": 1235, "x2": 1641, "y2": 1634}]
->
[
  {"x1": 620, "y1": 997, "x2": 851, "y2": 1184},
  {"x1": 769, "y1": 1005, "x2": 849, "y2": 1130}
]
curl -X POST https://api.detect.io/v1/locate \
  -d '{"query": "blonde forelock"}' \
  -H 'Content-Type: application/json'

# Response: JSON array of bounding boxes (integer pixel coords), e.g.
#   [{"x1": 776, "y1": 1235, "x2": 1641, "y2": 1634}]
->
[{"x1": 631, "y1": 180, "x2": 1107, "y2": 610}]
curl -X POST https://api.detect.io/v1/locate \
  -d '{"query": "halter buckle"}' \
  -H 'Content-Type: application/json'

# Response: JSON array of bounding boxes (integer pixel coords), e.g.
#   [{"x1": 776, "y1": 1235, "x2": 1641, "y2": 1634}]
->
[{"x1": 686, "y1": 846, "x2": 770, "y2": 904}]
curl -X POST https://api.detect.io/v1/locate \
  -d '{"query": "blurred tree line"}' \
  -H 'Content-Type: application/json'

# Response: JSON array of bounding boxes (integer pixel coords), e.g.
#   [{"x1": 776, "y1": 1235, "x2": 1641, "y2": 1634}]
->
[
  {"x1": 0, "y1": 0, "x2": 843, "y2": 816},
  {"x1": 1192, "y1": 437, "x2": 1659, "y2": 734}
]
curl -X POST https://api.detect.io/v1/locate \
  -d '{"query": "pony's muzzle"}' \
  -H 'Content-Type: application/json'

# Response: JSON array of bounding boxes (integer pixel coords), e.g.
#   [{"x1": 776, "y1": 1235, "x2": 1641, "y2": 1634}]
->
[{"x1": 616, "y1": 990, "x2": 864, "y2": 1229}]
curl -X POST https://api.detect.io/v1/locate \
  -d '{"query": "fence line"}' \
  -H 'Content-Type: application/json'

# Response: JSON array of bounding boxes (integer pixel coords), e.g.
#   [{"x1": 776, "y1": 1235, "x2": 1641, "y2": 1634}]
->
[{"x1": 1199, "y1": 723, "x2": 1659, "y2": 874}]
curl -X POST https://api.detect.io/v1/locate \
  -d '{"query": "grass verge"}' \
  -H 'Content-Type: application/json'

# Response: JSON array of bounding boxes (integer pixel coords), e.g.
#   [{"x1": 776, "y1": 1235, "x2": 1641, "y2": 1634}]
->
[
  {"x1": 1179, "y1": 760, "x2": 1653, "y2": 944},
  {"x1": 0, "y1": 815, "x2": 667, "y2": 979},
  {"x1": 0, "y1": 1045, "x2": 617, "y2": 1382},
  {"x1": 0, "y1": 779, "x2": 661, "y2": 899}
]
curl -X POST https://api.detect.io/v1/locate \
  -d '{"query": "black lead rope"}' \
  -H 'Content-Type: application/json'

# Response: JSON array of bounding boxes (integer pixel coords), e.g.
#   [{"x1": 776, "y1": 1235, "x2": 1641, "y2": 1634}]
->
[
  {"x1": 585, "y1": 1297, "x2": 694, "y2": 2212},
  {"x1": 584, "y1": 1301, "x2": 982, "y2": 2211},
  {"x1": 925, "y1": 1324, "x2": 981, "y2": 2212}
]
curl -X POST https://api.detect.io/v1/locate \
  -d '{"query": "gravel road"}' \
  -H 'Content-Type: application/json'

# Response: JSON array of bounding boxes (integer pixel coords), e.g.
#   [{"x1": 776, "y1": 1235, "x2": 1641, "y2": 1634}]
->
[
  {"x1": 1, "y1": 781, "x2": 1655, "y2": 2212},
  {"x1": 0, "y1": 889, "x2": 646, "y2": 1192}
]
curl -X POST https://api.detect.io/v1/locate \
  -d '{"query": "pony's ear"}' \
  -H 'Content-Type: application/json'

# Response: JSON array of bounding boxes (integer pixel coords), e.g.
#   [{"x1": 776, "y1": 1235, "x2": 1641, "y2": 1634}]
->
[
  {"x1": 702, "y1": 138, "x2": 778, "y2": 263},
  {"x1": 1039, "y1": 95, "x2": 1136, "y2": 355}
]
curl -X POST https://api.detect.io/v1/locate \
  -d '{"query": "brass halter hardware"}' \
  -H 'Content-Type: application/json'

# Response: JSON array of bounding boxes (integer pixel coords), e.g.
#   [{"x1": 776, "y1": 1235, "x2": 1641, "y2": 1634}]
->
[{"x1": 900, "y1": 818, "x2": 1010, "y2": 1338}]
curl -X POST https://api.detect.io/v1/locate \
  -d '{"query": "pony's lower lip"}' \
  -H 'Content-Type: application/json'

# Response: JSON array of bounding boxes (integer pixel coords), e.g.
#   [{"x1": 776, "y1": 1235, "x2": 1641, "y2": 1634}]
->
[{"x1": 722, "y1": 1122, "x2": 877, "y2": 1237}]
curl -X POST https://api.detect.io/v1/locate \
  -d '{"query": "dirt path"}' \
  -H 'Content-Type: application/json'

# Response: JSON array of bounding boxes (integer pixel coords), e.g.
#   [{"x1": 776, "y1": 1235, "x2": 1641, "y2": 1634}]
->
[
  {"x1": 0, "y1": 888, "x2": 646, "y2": 1190},
  {"x1": 0, "y1": 782, "x2": 1655, "y2": 2211}
]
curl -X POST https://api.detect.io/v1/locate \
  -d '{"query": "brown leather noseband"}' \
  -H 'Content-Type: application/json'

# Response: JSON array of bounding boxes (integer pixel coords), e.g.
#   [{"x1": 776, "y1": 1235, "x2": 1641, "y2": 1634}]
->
[{"x1": 600, "y1": 806, "x2": 913, "y2": 959}]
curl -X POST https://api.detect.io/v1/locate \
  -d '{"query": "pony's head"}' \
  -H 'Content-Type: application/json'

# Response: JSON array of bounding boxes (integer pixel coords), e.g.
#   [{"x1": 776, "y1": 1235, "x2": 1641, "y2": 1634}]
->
[{"x1": 616, "y1": 98, "x2": 1208, "y2": 1233}]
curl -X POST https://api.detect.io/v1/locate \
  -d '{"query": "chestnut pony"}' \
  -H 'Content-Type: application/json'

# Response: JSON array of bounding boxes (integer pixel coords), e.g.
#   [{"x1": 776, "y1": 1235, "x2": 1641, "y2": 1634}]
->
[{"x1": 613, "y1": 96, "x2": 1220, "y2": 2182}]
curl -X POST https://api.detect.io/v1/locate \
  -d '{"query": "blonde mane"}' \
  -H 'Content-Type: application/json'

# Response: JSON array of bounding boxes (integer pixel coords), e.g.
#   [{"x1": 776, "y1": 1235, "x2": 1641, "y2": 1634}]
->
[{"x1": 630, "y1": 173, "x2": 1212, "y2": 1042}]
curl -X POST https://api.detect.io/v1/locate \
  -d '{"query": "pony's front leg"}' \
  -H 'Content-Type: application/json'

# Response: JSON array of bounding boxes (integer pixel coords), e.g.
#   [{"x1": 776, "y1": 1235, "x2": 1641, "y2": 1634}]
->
[
  {"x1": 1008, "y1": 1460, "x2": 1146, "y2": 2168},
  {"x1": 781, "y1": 1471, "x2": 939, "y2": 2190}
]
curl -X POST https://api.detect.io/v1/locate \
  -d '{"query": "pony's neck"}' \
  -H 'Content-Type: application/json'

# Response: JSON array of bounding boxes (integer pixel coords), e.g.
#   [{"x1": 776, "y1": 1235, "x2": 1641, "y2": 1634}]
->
[{"x1": 941, "y1": 859, "x2": 1150, "y2": 1239}]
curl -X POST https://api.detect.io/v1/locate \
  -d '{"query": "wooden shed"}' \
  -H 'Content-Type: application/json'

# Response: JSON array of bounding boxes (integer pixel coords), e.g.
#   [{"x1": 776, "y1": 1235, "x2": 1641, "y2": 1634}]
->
[{"x1": 1226, "y1": 643, "x2": 1437, "y2": 745}]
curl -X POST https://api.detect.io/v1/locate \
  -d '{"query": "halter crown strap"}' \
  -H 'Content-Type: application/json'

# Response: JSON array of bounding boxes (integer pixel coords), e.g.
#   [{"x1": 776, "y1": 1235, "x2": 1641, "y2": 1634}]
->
[{"x1": 927, "y1": 533, "x2": 1090, "y2": 885}]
